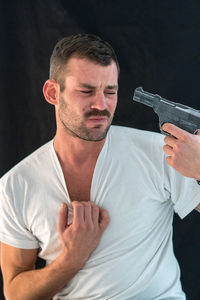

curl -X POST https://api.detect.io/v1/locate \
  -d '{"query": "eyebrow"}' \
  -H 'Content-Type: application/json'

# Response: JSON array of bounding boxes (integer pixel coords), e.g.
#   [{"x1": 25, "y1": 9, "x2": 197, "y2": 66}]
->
[{"x1": 79, "y1": 83, "x2": 118, "y2": 90}]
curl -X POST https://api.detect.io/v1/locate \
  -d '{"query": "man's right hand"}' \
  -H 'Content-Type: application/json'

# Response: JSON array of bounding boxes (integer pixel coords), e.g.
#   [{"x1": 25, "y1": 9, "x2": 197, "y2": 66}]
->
[
  {"x1": 1, "y1": 201, "x2": 109, "y2": 300},
  {"x1": 57, "y1": 201, "x2": 110, "y2": 270}
]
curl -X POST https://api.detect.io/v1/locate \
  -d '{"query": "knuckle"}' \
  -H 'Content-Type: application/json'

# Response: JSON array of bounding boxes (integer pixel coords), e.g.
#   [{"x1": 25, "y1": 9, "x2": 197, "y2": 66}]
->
[
  {"x1": 72, "y1": 201, "x2": 79, "y2": 205},
  {"x1": 164, "y1": 136, "x2": 169, "y2": 143},
  {"x1": 174, "y1": 141, "x2": 181, "y2": 152},
  {"x1": 182, "y1": 133, "x2": 187, "y2": 141},
  {"x1": 174, "y1": 144, "x2": 180, "y2": 152},
  {"x1": 93, "y1": 206, "x2": 99, "y2": 213},
  {"x1": 74, "y1": 223, "x2": 85, "y2": 232},
  {"x1": 163, "y1": 145, "x2": 168, "y2": 153},
  {"x1": 165, "y1": 156, "x2": 172, "y2": 166},
  {"x1": 72, "y1": 201, "x2": 82, "y2": 208},
  {"x1": 84, "y1": 202, "x2": 91, "y2": 208},
  {"x1": 181, "y1": 132, "x2": 190, "y2": 143},
  {"x1": 171, "y1": 156, "x2": 178, "y2": 169},
  {"x1": 104, "y1": 215, "x2": 110, "y2": 225}
]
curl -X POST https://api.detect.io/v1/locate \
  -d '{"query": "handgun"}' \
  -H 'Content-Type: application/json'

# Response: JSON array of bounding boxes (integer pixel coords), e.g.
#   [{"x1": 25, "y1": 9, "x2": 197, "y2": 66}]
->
[{"x1": 133, "y1": 87, "x2": 200, "y2": 135}]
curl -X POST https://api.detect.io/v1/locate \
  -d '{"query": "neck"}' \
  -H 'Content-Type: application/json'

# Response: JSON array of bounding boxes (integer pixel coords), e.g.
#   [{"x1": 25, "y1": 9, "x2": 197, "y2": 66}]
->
[{"x1": 53, "y1": 128, "x2": 107, "y2": 167}]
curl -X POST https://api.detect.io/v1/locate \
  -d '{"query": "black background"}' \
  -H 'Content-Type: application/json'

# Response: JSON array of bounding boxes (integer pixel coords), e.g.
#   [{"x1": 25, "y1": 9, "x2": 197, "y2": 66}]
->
[{"x1": 1, "y1": 1, "x2": 200, "y2": 299}]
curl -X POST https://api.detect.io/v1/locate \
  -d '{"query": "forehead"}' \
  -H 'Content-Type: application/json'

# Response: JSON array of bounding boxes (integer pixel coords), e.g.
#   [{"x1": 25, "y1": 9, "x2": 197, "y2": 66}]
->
[{"x1": 64, "y1": 57, "x2": 118, "y2": 86}]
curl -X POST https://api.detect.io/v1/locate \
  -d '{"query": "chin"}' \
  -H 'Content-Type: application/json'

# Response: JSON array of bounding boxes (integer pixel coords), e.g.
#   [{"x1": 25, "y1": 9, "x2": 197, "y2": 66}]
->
[{"x1": 86, "y1": 126, "x2": 110, "y2": 141}]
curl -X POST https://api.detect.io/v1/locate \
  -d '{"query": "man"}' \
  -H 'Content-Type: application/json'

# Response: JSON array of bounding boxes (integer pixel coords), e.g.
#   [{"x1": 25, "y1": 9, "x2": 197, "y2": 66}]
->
[{"x1": 0, "y1": 34, "x2": 200, "y2": 300}]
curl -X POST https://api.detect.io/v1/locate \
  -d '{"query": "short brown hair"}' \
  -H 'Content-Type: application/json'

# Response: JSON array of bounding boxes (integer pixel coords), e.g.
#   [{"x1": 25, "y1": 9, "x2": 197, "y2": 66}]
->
[{"x1": 50, "y1": 33, "x2": 120, "y2": 91}]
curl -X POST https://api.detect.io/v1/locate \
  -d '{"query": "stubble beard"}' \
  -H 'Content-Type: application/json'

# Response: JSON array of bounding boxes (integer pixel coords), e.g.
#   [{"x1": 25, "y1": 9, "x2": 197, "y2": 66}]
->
[{"x1": 58, "y1": 98, "x2": 114, "y2": 142}]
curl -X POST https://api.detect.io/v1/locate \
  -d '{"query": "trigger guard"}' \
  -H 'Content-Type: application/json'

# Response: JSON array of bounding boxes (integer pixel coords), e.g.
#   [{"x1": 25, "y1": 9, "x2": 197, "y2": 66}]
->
[{"x1": 159, "y1": 122, "x2": 171, "y2": 136}]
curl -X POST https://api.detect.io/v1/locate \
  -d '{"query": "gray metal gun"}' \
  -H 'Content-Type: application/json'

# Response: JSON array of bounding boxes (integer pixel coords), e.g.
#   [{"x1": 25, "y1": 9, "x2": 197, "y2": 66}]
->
[{"x1": 133, "y1": 87, "x2": 200, "y2": 135}]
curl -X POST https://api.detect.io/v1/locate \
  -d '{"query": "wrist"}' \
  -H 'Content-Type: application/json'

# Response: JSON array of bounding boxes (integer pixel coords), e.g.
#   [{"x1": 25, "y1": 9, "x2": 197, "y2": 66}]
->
[{"x1": 56, "y1": 250, "x2": 86, "y2": 274}]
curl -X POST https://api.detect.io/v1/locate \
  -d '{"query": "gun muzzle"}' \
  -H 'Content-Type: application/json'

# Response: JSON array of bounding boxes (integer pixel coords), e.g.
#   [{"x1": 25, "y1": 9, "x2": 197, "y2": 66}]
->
[{"x1": 133, "y1": 87, "x2": 160, "y2": 108}]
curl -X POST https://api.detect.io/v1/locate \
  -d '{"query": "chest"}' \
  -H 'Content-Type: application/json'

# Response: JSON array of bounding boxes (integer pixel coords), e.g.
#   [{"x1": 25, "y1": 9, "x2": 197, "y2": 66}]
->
[
  {"x1": 27, "y1": 153, "x2": 172, "y2": 263},
  {"x1": 63, "y1": 166, "x2": 94, "y2": 202}
]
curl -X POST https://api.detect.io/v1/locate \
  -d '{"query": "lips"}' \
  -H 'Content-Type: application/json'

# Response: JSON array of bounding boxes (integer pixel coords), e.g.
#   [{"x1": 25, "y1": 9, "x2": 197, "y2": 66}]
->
[
  {"x1": 88, "y1": 115, "x2": 107, "y2": 119},
  {"x1": 87, "y1": 116, "x2": 107, "y2": 122}
]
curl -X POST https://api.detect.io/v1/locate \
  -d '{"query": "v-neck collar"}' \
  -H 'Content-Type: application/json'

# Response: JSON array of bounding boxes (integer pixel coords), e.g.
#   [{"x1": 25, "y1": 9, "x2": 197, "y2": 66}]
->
[{"x1": 49, "y1": 132, "x2": 110, "y2": 205}]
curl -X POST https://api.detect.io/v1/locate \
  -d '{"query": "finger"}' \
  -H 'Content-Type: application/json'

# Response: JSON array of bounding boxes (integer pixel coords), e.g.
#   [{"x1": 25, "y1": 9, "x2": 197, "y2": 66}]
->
[
  {"x1": 163, "y1": 144, "x2": 174, "y2": 156},
  {"x1": 162, "y1": 123, "x2": 188, "y2": 139},
  {"x1": 82, "y1": 202, "x2": 93, "y2": 227},
  {"x1": 57, "y1": 203, "x2": 68, "y2": 235},
  {"x1": 88, "y1": 201, "x2": 101, "y2": 226},
  {"x1": 99, "y1": 208, "x2": 110, "y2": 232},
  {"x1": 92, "y1": 205, "x2": 100, "y2": 226},
  {"x1": 165, "y1": 155, "x2": 173, "y2": 167},
  {"x1": 164, "y1": 135, "x2": 177, "y2": 147},
  {"x1": 72, "y1": 201, "x2": 84, "y2": 226}
]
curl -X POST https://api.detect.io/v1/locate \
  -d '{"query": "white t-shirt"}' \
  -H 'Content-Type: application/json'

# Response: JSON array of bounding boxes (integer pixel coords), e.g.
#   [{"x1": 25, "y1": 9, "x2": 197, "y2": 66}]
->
[{"x1": 1, "y1": 126, "x2": 200, "y2": 300}]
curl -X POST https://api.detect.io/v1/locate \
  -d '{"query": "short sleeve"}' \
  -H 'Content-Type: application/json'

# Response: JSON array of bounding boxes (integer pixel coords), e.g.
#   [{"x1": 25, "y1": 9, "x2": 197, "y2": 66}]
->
[
  {"x1": 164, "y1": 160, "x2": 200, "y2": 219},
  {"x1": 0, "y1": 177, "x2": 39, "y2": 249},
  {"x1": 148, "y1": 131, "x2": 200, "y2": 219}
]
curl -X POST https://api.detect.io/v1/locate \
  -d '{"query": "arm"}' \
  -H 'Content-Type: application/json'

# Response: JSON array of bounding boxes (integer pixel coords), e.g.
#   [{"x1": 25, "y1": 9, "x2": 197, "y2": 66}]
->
[
  {"x1": 1, "y1": 201, "x2": 109, "y2": 300},
  {"x1": 162, "y1": 123, "x2": 200, "y2": 212}
]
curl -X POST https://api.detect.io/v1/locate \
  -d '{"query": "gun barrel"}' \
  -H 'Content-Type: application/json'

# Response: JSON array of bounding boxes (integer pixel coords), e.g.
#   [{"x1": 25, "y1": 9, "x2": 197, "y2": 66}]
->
[{"x1": 133, "y1": 87, "x2": 160, "y2": 108}]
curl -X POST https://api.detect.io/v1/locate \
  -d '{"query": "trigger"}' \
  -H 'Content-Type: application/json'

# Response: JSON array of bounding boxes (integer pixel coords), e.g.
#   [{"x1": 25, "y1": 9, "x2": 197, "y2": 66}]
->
[
  {"x1": 160, "y1": 129, "x2": 171, "y2": 136},
  {"x1": 159, "y1": 123, "x2": 171, "y2": 136}
]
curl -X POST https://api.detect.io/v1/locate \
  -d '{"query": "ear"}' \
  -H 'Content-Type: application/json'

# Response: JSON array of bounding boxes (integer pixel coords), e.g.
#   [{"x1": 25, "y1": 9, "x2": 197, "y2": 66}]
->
[{"x1": 43, "y1": 79, "x2": 59, "y2": 105}]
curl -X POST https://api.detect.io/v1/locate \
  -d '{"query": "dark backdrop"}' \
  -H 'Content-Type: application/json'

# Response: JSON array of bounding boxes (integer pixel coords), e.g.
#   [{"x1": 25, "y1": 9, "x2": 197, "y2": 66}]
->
[{"x1": 1, "y1": 1, "x2": 200, "y2": 299}]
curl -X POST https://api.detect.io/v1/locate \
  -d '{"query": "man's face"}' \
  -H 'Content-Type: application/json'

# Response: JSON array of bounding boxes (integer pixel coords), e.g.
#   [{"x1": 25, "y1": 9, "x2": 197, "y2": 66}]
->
[{"x1": 57, "y1": 57, "x2": 118, "y2": 141}]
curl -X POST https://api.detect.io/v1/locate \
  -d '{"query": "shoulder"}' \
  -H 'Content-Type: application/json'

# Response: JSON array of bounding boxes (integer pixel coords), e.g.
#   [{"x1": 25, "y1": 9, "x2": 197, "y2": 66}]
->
[
  {"x1": 0, "y1": 140, "x2": 53, "y2": 189},
  {"x1": 109, "y1": 125, "x2": 164, "y2": 149}
]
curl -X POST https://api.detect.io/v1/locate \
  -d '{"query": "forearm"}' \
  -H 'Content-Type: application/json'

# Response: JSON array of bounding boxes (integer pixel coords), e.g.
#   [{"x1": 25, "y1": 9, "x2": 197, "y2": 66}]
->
[
  {"x1": 3, "y1": 202, "x2": 109, "y2": 300},
  {"x1": 4, "y1": 253, "x2": 83, "y2": 300}
]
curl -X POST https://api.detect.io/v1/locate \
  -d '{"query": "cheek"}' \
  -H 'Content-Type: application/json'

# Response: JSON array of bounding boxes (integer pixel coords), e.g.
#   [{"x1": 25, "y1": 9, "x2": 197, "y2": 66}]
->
[{"x1": 110, "y1": 98, "x2": 117, "y2": 111}]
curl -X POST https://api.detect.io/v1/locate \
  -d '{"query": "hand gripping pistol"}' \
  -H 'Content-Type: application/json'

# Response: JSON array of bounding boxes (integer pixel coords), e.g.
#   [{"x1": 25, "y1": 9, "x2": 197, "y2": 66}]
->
[{"x1": 133, "y1": 87, "x2": 200, "y2": 135}]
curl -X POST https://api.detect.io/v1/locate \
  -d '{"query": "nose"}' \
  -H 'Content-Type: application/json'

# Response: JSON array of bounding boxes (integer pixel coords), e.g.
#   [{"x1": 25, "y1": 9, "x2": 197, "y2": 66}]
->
[{"x1": 90, "y1": 92, "x2": 107, "y2": 111}]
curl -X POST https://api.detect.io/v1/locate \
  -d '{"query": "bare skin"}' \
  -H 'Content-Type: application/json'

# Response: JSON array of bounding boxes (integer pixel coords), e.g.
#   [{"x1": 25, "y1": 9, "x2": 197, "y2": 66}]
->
[{"x1": 1, "y1": 57, "x2": 118, "y2": 300}]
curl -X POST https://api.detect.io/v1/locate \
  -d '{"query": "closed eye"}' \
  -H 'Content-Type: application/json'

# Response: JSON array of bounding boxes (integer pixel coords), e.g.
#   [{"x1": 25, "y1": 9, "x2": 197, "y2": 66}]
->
[
  {"x1": 106, "y1": 91, "x2": 116, "y2": 95},
  {"x1": 80, "y1": 90, "x2": 92, "y2": 94}
]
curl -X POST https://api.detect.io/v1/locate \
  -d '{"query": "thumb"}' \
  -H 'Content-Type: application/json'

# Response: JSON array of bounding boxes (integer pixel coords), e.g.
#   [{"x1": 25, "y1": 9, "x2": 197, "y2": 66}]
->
[
  {"x1": 57, "y1": 202, "x2": 68, "y2": 235},
  {"x1": 99, "y1": 208, "x2": 110, "y2": 232}
]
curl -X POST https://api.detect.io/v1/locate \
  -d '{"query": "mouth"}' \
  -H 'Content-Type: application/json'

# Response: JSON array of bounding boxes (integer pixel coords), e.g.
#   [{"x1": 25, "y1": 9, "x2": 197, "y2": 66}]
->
[{"x1": 87, "y1": 116, "x2": 108, "y2": 123}]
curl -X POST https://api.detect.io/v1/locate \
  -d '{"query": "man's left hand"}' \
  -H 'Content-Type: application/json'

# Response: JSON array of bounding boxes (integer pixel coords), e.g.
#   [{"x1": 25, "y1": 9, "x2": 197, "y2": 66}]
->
[{"x1": 162, "y1": 123, "x2": 200, "y2": 180}]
